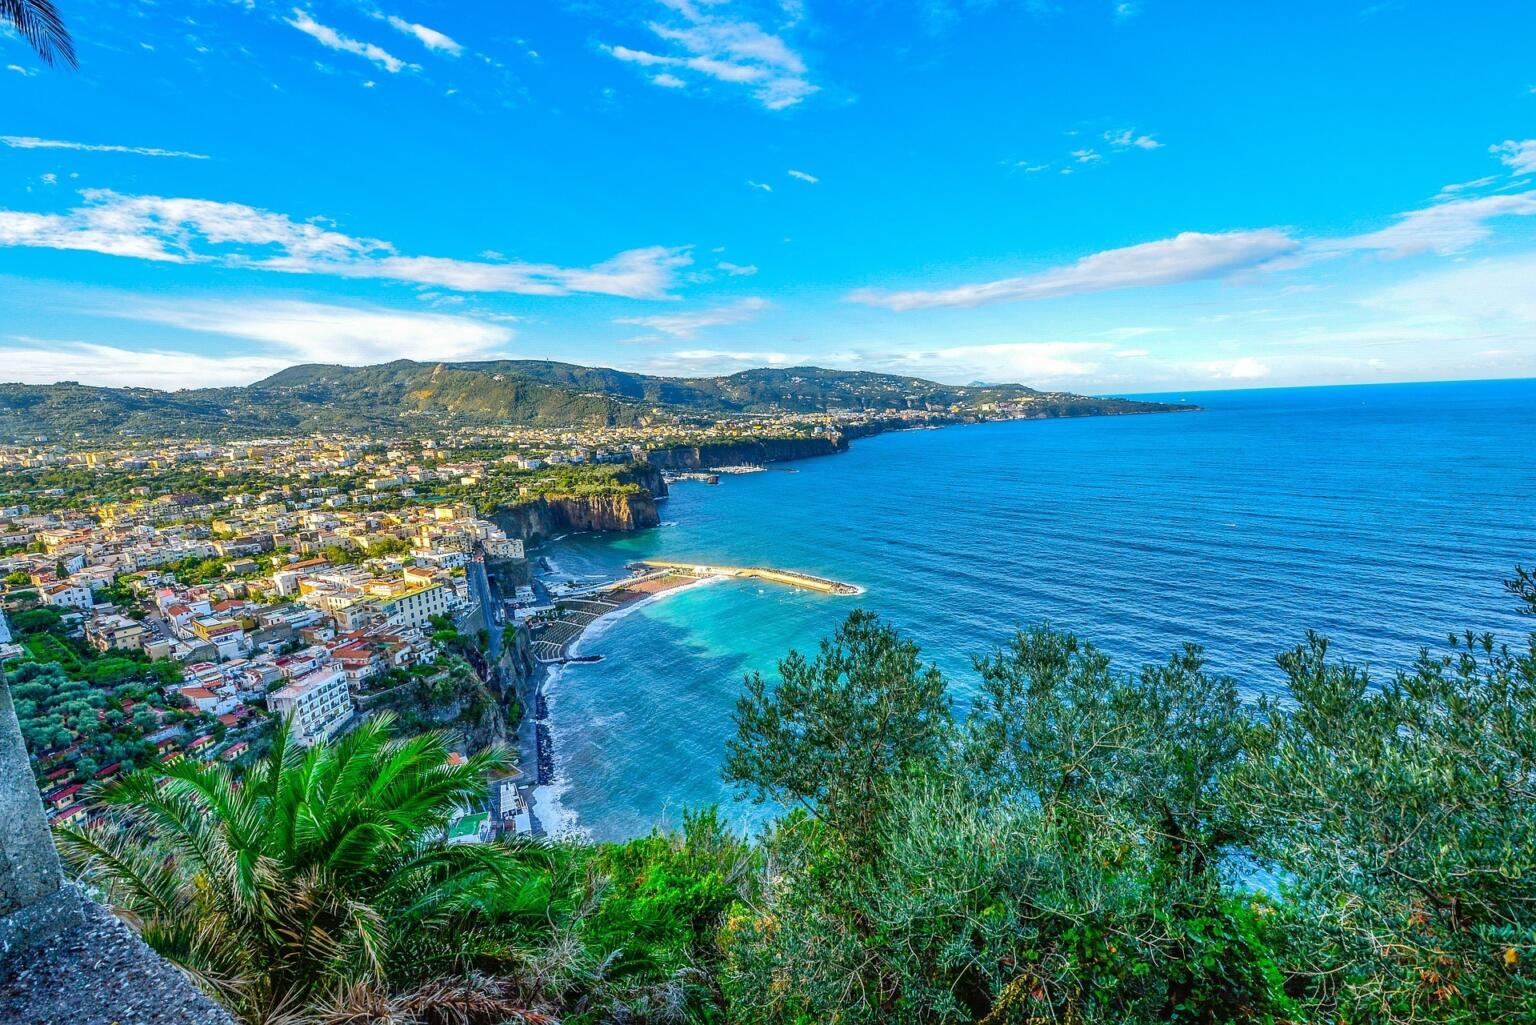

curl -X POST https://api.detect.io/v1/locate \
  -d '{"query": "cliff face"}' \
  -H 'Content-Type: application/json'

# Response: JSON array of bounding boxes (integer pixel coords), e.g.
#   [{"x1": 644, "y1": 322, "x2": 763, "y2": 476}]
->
[
  {"x1": 643, "y1": 435, "x2": 848, "y2": 470},
  {"x1": 491, "y1": 491, "x2": 660, "y2": 544},
  {"x1": 488, "y1": 463, "x2": 666, "y2": 544}
]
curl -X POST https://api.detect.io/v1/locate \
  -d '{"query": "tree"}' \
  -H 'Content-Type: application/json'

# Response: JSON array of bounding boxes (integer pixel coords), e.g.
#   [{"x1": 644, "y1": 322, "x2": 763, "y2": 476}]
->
[
  {"x1": 723, "y1": 608, "x2": 952, "y2": 847},
  {"x1": 55, "y1": 715, "x2": 540, "y2": 1023},
  {"x1": 0, "y1": 0, "x2": 74, "y2": 68},
  {"x1": 1240, "y1": 615, "x2": 1536, "y2": 1024}
]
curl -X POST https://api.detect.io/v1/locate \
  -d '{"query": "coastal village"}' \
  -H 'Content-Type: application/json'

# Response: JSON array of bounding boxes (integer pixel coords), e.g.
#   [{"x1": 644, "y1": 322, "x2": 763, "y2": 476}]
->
[{"x1": 0, "y1": 402, "x2": 963, "y2": 843}]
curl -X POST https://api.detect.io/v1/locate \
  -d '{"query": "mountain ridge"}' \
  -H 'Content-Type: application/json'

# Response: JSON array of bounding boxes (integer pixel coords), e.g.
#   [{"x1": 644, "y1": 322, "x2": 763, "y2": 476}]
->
[{"x1": 0, "y1": 359, "x2": 1188, "y2": 440}]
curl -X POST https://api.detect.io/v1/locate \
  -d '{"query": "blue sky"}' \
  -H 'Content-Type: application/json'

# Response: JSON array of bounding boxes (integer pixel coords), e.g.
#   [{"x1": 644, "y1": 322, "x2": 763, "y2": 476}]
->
[{"x1": 2, "y1": 0, "x2": 1535, "y2": 393}]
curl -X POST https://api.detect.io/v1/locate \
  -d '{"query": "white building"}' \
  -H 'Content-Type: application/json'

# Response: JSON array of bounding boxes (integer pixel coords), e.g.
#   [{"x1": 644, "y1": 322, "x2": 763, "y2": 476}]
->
[
  {"x1": 267, "y1": 665, "x2": 353, "y2": 747},
  {"x1": 42, "y1": 582, "x2": 93, "y2": 609},
  {"x1": 372, "y1": 581, "x2": 452, "y2": 630}
]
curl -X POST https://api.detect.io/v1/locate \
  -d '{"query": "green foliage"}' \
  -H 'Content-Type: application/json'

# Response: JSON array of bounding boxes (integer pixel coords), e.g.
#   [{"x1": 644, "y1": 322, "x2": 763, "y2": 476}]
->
[
  {"x1": 724, "y1": 609, "x2": 952, "y2": 845},
  {"x1": 721, "y1": 580, "x2": 1536, "y2": 1025},
  {"x1": 56, "y1": 716, "x2": 537, "y2": 1023},
  {"x1": 7, "y1": 657, "x2": 182, "y2": 777}
]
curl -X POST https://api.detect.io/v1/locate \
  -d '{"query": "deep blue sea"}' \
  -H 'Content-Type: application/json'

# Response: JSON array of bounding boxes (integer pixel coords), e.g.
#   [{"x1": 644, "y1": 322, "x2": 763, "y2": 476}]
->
[{"x1": 533, "y1": 379, "x2": 1536, "y2": 841}]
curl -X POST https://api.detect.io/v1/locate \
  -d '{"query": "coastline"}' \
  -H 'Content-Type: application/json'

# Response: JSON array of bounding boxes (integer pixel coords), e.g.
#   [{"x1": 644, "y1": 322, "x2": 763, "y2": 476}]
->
[
  {"x1": 526, "y1": 573, "x2": 725, "y2": 838},
  {"x1": 520, "y1": 407, "x2": 1194, "y2": 837}
]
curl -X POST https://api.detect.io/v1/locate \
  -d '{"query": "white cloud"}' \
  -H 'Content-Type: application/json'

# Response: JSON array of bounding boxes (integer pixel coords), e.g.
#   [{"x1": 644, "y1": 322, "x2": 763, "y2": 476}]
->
[
  {"x1": 7, "y1": 64, "x2": 38, "y2": 76},
  {"x1": 716, "y1": 261, "x2": 757, "y2": 276},
  {"x1": 1490, "y1": 139, "x2": 1536, "y2": 175},
  {"x1": 615, "y1": 296, "x2": 768, "y2": 339},
  {"x1": 787, "y1": 168, "x2": 818, "y2": 183},
  {"x1": 645, "y1": 348, "x2": 805, "y2": 373},
  {"x1": 0, "y1": 297, "x2": 524, "y2": 389},
  {"x1": 0, "y1": 189, "x2": 692, "y2": 299},
  {"x1": 384, "y1": 14, "x2": 462, "y2": 55},
  {"x1": 2, "y1": 135, "x2": 209, "y2": 159},
  {"x1": 1200, "y1": 356, "x2": 1272, "y2": 380},
  {"x1": 0, "y1": 339, "x2": 291, "y2": 389},
  {"x1": 848, "y1": 230, "x2": 1297, "y2": 310},
  {"x1": 1071, "y1": 148, "x2": 1101, "y2": 163},
  {"x1": 642, "y1": 340, "x2": 1117, "y2": 384},
  {"x1": 286, "y1": 9, "x2": 415, "y2": 73},
  {"x1": 117, "y1": 298, "x2": 514, "y2": 364},
  {"x1": 869, "y1": 341, "x2": 1111, "y2": 380},
  {"x1": 602, "y1": 1, "x2": 816, "y2": 110},
  {"x1": 652, "y1": 72, "x2": 686, "y2": 88},
  {"x1": 746, "y1": 179, "x2": 773, "y2": 192}
]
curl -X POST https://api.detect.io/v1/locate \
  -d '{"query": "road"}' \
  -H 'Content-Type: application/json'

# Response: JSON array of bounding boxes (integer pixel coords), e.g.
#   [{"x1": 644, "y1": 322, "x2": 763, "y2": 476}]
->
[{"x1": 467, "y1": 552, "x2": 501, "y2": 662}]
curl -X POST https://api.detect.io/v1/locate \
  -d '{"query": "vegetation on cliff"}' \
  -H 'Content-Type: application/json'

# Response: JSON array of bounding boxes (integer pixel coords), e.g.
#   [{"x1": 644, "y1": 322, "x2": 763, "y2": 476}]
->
[{"x1": 54, "y1": 567, "x2": 1536, "y2": 1024}]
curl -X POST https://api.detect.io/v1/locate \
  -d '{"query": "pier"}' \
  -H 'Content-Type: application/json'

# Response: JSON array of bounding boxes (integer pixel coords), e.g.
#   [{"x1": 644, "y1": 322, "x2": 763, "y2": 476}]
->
[{"x1": 636, "y1": 560, "x2": 863, "y2": 595}]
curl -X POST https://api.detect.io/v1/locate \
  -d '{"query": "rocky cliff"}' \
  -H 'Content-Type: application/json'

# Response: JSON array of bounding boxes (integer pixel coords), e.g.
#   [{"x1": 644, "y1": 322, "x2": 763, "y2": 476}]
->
[
  {"x1": 489, "y1": 463, "x2": 666, "y2": 544},
  {"x1": 491, "y1": 491, "x2": 660, "y2": 544},
  {"x1": 643, "y1": 435, "x2": 848, "y2": 469}
]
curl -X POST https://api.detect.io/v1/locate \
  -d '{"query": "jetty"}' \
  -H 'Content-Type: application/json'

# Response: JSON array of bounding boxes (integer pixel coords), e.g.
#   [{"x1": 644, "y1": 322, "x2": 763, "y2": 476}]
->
[{"x1": 636, "y1": 560, "x2": 863, "y2": 595}]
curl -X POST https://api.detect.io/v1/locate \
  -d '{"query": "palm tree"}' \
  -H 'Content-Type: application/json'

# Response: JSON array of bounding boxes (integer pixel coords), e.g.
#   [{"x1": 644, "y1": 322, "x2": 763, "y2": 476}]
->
[
  {"x1": 55, "y1": 715, "x2": 549, "y2": 1024},
  {"x1": 2, "y1": 0, "x2": 76, "y2": 68}
]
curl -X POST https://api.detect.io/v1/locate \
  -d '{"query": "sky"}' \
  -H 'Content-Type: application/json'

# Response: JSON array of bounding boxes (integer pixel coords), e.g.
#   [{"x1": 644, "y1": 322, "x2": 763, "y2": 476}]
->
[{"x1": 2, "y1": 0, "x2": 1535, "y2": 394}]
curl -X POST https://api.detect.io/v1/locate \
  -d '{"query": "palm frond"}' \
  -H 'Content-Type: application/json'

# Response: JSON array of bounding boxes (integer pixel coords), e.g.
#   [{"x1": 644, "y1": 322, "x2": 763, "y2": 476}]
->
[{"x1": 1, "y1": 0, "x2": 76, "y2": 68}]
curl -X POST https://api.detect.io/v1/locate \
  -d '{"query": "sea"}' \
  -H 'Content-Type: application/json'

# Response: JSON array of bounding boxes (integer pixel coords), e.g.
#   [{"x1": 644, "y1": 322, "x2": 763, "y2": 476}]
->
[{"x1": 532, "y1": 379, "x2": 1536, "y2": 841}]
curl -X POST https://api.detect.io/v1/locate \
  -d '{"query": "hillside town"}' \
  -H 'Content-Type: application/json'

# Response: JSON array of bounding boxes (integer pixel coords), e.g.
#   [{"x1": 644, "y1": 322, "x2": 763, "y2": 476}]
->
[{"x1": 0, "y1": 424, "x2": 653, "y2": 839}]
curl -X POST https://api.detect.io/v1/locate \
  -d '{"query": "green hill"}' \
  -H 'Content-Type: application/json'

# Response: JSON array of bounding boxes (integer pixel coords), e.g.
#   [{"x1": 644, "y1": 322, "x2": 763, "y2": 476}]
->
[{"x1": 0, "y1": 359, "x2": 1187, "y2": 440}]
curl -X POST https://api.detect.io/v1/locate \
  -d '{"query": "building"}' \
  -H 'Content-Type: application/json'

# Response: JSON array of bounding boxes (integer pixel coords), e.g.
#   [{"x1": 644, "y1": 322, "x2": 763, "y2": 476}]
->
[
  {"x1": 266, "y1": 665, "x2": 353, "y2": 747},
  {"x1": 85, "y1": 613, "x2": 147, "y2": 652},
  {"x1": 446, "y1": 810, "x2": 493, "y2": 845},
  {"x1": 484, "y1": 538, "x2": 524, "y2": 560},
  {"x1": 41, "y1": 581, "x2": 93, "y2": 609},
  {"x1": 356, "y1": 581, "x2": 452, "y2": 631}
]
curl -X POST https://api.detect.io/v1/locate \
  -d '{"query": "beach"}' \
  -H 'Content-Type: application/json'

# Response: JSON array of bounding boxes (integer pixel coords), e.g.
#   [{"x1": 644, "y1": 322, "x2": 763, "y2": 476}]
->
[{"x1": 525, "y1": 569, "x2": 727, "y2": 838}]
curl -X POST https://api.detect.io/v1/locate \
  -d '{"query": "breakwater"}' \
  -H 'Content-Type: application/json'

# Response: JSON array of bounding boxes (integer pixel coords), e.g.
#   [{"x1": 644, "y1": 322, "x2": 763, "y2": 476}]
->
[{"x1": 636, "y1": 560, "x2": 862, "y2": 595}]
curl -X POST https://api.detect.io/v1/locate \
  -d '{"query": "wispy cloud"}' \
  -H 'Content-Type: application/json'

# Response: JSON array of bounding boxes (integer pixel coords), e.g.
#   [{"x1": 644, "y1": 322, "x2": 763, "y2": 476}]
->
[
  {"x1": 2, "y1": 135, "x2": 209, "y2": 159},
  {"x1": 286, "y1": 8, "x2": 416, "y2": 73},
  {"x1": 787, "y1": 168, "x2": 819, "y2": 183},
  {"x1": 745, "y1": 179, "x2": 773, "y2": 192},
  {"x1": 857, "y1": 140, "x2": 1536, "y2": 312},
  {"x1": 1306, "y1": 191, "x2": 1536, "y2": 260},
  {"x1": 6, "y1": 64, "x2": 37, "y2": 77},
  {"x1": 0, "y1": 190, "x2": 692, "y2": 299},
  {"x1": 716, "y1": 261, "x2": 757, "y2": 276},
  {"x1": 602, "y1": 0, "x2": 816, "y2": 110},
  {"x1": 383, "y1": 13, "x2": 462, "y2": 55},
  {"x1": 1490, "y1": 139, "x2": 1536, "y2": 175},
  {"x1": 615, "y1": 296, "x2": 768, "y2": 339},
  {"x1": 849, "y1": 230, "x2": 1298, "y2": 310},
  {"x1": 1105, "y1": 128, "x2": 1162, "y2": 150}
]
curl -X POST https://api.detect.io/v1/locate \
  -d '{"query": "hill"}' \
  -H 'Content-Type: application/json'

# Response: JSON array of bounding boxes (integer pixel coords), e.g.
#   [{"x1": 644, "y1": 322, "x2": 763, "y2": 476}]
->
[{"x1": 0, "y1": 359, "x2": 1188, "y2": 440}]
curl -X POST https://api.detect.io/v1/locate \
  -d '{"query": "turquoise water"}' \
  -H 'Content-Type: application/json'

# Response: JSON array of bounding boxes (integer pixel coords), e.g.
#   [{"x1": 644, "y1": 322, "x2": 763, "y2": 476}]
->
[{"x1": 535, "y1": 380, "x2": 1536, "y2": 841}]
